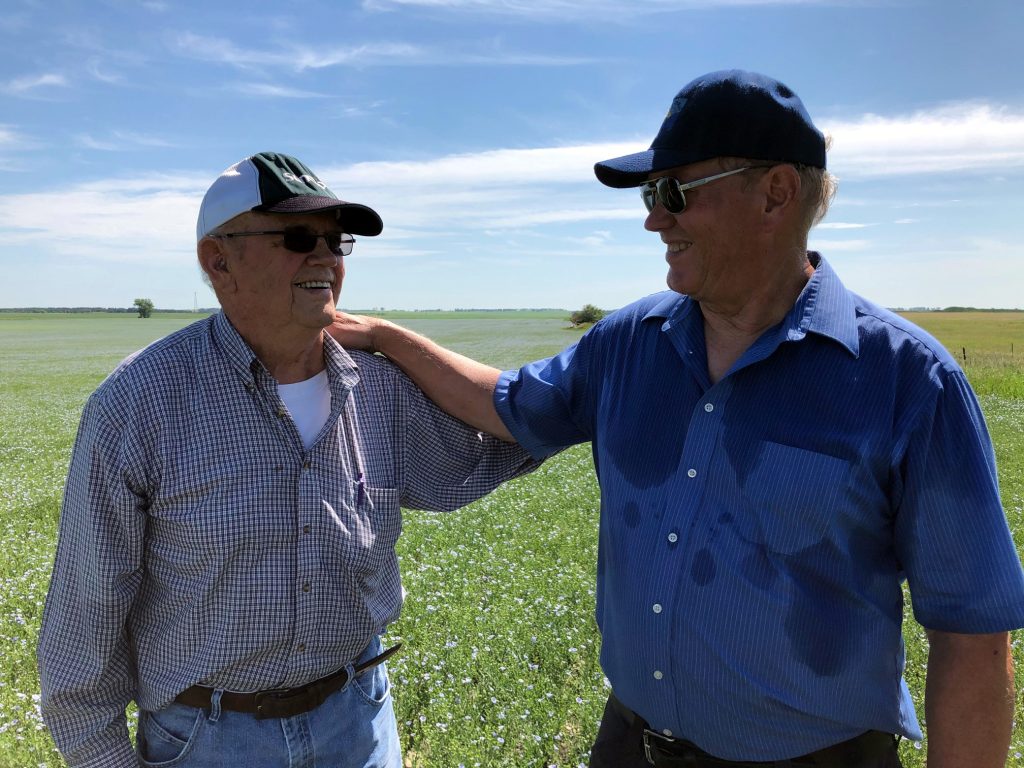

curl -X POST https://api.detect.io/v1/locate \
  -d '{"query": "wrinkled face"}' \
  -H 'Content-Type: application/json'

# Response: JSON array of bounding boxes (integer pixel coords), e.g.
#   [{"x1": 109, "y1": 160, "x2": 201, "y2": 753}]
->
[
  {"x1": 216, "y1": 210, "x2": 346, "y2": 334},
  {"x1": 642, "y1": 159, "x2": 764, "y2": 304}
]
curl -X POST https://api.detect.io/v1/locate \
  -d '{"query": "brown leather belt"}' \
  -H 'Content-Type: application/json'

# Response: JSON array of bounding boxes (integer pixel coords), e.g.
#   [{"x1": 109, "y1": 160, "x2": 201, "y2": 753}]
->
[
  {"x1": 174, "y1": 643, "x2": 402, "y2": 720},
  {"x1": 610, "y1": 694, "x2": 898, "y2": 767}
]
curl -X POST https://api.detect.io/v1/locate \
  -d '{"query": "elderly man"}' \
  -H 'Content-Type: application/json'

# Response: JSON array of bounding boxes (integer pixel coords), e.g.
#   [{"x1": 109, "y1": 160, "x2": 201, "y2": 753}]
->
[
  {"x1": 37, "y1": 151, "x2": 535, "y2": 768},
  {"x1": 331, "y1": 72, "x2": 1024, "y2": 767}
]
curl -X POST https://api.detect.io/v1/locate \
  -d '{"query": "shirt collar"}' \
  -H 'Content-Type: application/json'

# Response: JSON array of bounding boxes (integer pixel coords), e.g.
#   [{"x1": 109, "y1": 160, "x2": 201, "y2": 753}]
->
[
  {"x1": 212, "y1": 310, "x2": 261, "y2": 384},
  {"x1": 640, "y1": 252, "x2": 860, "y2": 358},
  {"x1": 211, "y1": 310, "x2": 361, "y2": 389},
  {"x1": 791, "y1": 253, "x2": 860, "y2": 358}
]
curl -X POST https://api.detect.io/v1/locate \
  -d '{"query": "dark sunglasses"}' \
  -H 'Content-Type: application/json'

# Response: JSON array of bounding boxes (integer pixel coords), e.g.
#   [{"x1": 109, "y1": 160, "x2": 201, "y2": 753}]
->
[
  {"x1": 218, "y1": 227, "x2": 355, "y2": 256},
  {"x1": 640, "y1": 166, "x2": 756, "y2": 214}
]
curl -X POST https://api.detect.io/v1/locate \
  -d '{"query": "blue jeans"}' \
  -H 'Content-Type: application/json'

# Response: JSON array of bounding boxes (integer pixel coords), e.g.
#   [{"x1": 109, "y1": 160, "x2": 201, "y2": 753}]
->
[{"x1": 136, "y1": 639, "x2": 402, "y2": 768}]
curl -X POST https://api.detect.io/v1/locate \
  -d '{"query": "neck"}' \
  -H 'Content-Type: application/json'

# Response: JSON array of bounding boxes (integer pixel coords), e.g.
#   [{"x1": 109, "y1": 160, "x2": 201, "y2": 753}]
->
[
  {"x1": 701, "y1": 246, "x2": 813, "y2": 338},
  {"x1": 700, "y1": 247, "x2": 813, "y2": 384},
  {"x1": 229, "y1": 314, "x2": 327, "y2": 384}
]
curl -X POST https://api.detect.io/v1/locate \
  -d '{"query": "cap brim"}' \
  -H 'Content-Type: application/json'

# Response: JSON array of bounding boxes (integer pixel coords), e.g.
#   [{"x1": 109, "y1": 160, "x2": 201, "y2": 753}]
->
[
  {"x1": 594, "y1": 149, "x2": 701, "y2": 188},
  {"x1": 260, "y1": 195, "x2": 384, "y2": 236}
]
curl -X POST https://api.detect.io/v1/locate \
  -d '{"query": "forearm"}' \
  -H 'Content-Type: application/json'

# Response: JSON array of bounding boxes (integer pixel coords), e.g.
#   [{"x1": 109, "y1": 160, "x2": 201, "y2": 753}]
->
[
  {"x1": 369, "y1": 318, "x2": 514, "y2": 441},
  {"x1": 924, "y1": 629, "x2": 1014, "y2": 768}
]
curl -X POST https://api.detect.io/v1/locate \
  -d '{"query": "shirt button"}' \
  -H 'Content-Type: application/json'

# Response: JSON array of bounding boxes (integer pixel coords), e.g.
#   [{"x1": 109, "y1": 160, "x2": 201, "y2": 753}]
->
[
  {"x1": 667, "y1": 532, "x2": 678, "y2": 543},
  {"x1": 704, "y1": 403, "x2": 714, "y2": 413},
  {"x1": 302, "y1": 461, "x2": 311, "y2": 470},
  {"x1": 653, "y1": 670, "x2": 663, "y2": 680},
  {"x1": 652, "y1": 604, "x2": 663, "y2": 614},
  {"x1": 277, "y1": 407, "x2": 286, "y2": 418},
  {"x1": 302, "y1": 525, "x2": 311, "y2": 534},
  {"x1": 297, "y1": 643, "x2": 306, "y2": 652},
  {"x1": 687, "y1": 468, "x2": 697, "y2": 478},
  {"x1": 302, "y1": 583, "x2": 311, "y2": 593}
]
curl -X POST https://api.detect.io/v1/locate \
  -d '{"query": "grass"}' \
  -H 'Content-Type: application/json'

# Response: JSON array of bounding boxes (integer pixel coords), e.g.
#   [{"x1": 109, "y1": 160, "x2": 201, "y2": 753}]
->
[{"x1": 1, "y1": 310, "x2": 1022, "y2": 767}]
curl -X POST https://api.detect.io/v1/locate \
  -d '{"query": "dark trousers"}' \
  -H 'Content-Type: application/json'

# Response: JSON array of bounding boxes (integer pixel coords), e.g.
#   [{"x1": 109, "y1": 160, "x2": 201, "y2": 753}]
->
[{"x1": 588, "y1": 695, "x2": 904, "y2": 768}]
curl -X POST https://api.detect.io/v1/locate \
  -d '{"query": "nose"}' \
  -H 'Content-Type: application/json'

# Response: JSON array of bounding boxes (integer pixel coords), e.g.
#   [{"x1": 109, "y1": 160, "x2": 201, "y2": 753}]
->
[
  {"x1": 644, "y1": 202, "x2": 675, "y2": 232},
  {"x1": 306, "y1": 239, "x2": 341, "y2": 264}
]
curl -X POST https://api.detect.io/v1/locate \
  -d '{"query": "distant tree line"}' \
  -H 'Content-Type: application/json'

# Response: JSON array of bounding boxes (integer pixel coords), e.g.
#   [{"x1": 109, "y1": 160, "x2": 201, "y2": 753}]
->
[{"x1": 0, "y1": 307, "x2": 216, "y2": 314}]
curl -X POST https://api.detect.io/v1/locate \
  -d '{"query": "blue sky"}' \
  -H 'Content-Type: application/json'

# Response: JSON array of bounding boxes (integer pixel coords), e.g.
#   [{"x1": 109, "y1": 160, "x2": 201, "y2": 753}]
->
[{"x1": 1, "y1": 0, "x2": 1022, "y2": 311}]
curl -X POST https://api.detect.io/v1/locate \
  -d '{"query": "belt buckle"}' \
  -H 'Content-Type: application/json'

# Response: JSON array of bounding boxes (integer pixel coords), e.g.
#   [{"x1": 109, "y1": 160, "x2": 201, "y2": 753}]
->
[
  {"x1": 253, "y1": 685, "x2": 308, "y2": 719},
  {"x1": 642, "y1": 728, "x2": 678, "y2": 766}
]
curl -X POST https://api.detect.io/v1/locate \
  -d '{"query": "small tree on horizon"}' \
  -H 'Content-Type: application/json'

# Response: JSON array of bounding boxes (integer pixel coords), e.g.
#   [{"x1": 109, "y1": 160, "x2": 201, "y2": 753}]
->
[
  {"x1": 569, "y1": 303, "x2": 605, "y2": 327},
  {"x1": 134, "y1": 298, "x2": 154, "y2": 318}
]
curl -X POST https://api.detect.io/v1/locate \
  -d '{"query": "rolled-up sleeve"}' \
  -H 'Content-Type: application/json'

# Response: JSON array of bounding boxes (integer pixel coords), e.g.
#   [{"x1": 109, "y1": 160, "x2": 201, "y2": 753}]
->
[
  {"x1": 396, "y1": 372, "x2": 539, "y2": 512},
  {"x1": 37, "y1": 395, "x2": 146, "y2": 768}
]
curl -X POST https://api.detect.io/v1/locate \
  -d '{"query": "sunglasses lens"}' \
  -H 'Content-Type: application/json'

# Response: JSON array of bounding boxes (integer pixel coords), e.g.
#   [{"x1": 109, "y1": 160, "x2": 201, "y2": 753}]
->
[
  {"x1": 641, "y1": 179, "x2": 685, "y2": 214},
  {"x1": 658, "y1": 178, "x2": 685, "y2": 214},
  {"x1": 324, "y1": 233, "x2": 355, "y2": 256},
  {"x1": 282, "y1": 228, "x2": 318, "y2": 253},
  {"x1": 641, "y1": 184, "x2": 658, "y2": 213}
]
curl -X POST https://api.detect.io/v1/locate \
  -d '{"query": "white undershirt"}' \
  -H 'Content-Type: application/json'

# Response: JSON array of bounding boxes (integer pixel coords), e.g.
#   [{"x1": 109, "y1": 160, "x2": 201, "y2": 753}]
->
[{"x1": 278, "y1": 370, "x2": 331, "y2": 450}]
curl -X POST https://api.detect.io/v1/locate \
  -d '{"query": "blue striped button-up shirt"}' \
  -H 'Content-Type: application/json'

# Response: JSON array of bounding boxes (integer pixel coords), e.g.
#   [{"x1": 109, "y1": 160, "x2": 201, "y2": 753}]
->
[
  {"x1": 38, "y1": 311, "x2": 536, "y2": 768},
  {"x1": 495, "y1": 254, "x2": 1024, "y2": 760}
]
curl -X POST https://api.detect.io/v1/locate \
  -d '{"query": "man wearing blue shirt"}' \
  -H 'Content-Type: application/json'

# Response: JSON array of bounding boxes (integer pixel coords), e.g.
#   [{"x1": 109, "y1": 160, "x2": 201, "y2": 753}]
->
[{"x1": 331, "y1": 71, "x2": 1024, "y2": 767}]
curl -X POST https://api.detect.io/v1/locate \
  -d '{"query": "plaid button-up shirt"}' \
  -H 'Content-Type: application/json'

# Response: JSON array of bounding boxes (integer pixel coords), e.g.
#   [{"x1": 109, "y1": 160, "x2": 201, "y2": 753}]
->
[{"x1": 38, "y1": 312, "x2": 537, "y2": 768}]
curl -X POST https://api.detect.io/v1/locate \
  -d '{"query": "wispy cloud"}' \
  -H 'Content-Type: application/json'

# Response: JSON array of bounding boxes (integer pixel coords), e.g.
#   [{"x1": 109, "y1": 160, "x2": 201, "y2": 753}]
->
[
  {"x1": 807, "y1": 238, "x2": 872, "y2": 252},
  {"x1": 227, "y1": 82, "x2": 330, "y2": 98},
  {"x1": 362, "y1": 0, "x2": 839, "y2": 20},
  {"x1": 2, "y1": 98, "x2": 1021, "y2": 273},
  {"x1": 0, "y1": 173, "x2": 206, "y2": 264},
  {"x1": 824, "y1": 103, "x2": 1024, "y2": 176},
  {"x1": 74, "y1": 131, "x2": 177, "y2": 151},
  {"x1": 0, "y1": 125, "x2": 33, "y2": 170},
  {"x1": 172, "y1": 32, "x2": 593, "y2": 71},
  {"x1": 0, "y1": 126, "x2": 23, "y2": 147},
  {"x1": 86, "y1": 57, "x2": 124, "y2": 85},
  {"x1": 3, "y1": 72, "x2": 69, "y2": 95}
]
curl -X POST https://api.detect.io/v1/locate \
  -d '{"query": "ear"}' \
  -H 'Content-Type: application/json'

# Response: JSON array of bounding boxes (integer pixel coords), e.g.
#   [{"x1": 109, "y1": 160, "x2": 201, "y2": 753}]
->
[
  {"x1": 197, "y1": 236, "x2": 237, "y2": 294},
  {"x1": 761, "y1": 164, "x2": 801, "y2": 219}
]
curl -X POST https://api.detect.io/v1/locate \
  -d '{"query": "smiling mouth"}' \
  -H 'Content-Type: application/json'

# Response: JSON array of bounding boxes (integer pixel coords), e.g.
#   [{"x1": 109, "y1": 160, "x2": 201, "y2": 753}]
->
[
  {"x1": 294, "y1": 280, "x2": 332, "y2": 290},
  {"x1": 666, "y1": 242, "x2": 691, "y2": 254}
]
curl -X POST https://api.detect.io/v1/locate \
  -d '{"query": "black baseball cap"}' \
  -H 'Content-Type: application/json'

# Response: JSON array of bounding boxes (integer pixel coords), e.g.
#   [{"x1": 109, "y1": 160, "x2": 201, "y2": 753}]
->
[{"x1": 595, "y1": 70, "x2": 826, "y2": 188}]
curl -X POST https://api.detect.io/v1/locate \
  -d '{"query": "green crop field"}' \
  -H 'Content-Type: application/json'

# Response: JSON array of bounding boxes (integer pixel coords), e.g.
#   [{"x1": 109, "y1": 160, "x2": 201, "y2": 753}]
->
[{"x1": 1, "y1": 310, "x2": 1023, "y2": 767}]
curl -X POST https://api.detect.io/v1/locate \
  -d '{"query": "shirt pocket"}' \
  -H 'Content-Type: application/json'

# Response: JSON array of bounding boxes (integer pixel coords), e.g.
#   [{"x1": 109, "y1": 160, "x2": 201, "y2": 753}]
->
[
  {"x1": 742, "y1": 441, "x2": 851, "y2": 555},
  {"x1": 334, "y1": 483, "x2": 403, "y2": 577}
]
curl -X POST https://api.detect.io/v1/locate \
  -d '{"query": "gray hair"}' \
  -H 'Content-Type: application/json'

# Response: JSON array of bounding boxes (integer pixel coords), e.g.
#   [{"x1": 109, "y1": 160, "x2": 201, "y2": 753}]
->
[{"x1": 722, "y1": 136, "x2": 838, "y2": 234}]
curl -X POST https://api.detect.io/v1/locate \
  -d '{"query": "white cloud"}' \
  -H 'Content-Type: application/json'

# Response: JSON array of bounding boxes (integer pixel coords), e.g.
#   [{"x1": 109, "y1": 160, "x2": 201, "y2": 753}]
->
[
  {"x1": 75, "y1": 131, "x2": 176, "y2": 151},
  {"x1": 824, "y1": 104, "x2": 1024, "y2": 176},
  {"x1": 362, "y1": 0, "x2": 836, "y2": 18},
  {"x1": 172, "y1": 32, "x2": 592, "y2": 71},
  {"x1": 2, "y1": 98, "x2": 1021, "y2": 281},
  {"x1": 86, "y1": 57, "x2": 124, "y2": 85},
  {"x1": 228, "y1": 82, "x2": 330, "y2": 98},
  {"x1": 0, "y1": 126, "x2": 24, "y2": 147},
  {"x1": 807, "y1": 238, "x2": 872, "y2": 252},
  {"x1": 4, "y1": 72, "x2": 69, "y2": 94},
  {"x1": 0, "y1": 173, "x2": 206, "y2": 264}
]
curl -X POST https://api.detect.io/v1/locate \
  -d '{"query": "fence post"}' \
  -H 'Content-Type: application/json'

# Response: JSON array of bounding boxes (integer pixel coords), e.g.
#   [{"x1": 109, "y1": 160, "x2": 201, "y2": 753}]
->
[{"x1": 962, "y1": 347, "x2": 967, "y2": 364}]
